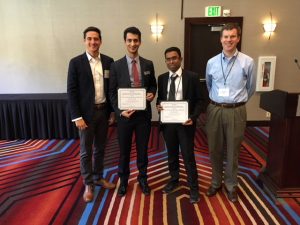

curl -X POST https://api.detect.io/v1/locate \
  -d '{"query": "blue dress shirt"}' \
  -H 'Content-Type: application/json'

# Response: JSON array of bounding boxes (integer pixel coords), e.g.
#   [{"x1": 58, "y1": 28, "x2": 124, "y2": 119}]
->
[{"x1": 206, "y1": 51, "x2": 255, "y2": 103}]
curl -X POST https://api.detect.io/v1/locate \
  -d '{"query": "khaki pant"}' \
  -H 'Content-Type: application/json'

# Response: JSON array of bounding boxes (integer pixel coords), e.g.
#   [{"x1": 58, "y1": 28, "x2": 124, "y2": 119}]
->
[{"x1": 206, "y1": 103, "x2": 246, "y2": 192}]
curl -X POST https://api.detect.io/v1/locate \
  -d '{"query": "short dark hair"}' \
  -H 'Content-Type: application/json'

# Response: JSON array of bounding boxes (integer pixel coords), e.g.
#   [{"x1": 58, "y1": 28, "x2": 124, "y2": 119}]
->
[
  {"x1": 83, "y1": 26, "x2": 102, "y2": 40},
  {"x1": 221, "y1": 23, "x2": 241, "y2": 37},
  {"x1": 123, "y1": 27, "x2": 141, "y2": 41},
  {"x1": 164, "y1": 47, "x2": 181, "y2": 58}
]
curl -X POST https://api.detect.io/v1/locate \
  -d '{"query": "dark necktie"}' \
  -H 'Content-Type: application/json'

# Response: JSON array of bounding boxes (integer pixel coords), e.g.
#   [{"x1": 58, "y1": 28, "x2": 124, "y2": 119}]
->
[
  {"x1": 168, "y1": 74, "x2": 178, "y2": 101},
  {"x1": 132, "y1": 60, "x2": 141, "y2": 87}
]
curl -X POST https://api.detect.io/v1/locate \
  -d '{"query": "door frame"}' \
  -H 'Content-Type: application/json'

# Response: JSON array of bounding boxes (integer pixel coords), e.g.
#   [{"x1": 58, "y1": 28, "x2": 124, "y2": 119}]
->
[{"x1": 184, "y1": 17, "x2": 243, "y2": 70}]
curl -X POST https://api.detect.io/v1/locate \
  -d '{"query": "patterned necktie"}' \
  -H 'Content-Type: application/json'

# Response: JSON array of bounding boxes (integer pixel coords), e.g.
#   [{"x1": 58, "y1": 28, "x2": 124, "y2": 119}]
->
[
  {"x1": 132, "y1": 60, "x2": 141, "y2": 87},
  {"x1": 168, "y1": 74, "x2": 178, "y2": 101}
]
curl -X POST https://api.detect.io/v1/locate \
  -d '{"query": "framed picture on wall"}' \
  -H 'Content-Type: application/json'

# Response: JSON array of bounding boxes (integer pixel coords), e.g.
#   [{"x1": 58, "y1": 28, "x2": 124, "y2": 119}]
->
[{"x1": 256, "y1": 56, "x2": 276, "y2": 92}]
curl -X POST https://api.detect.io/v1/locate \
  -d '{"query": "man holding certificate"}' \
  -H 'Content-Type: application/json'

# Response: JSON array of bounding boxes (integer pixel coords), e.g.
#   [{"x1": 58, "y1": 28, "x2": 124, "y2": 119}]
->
[
  {"x1": 109, "y1": 27, "x2": 157, "y2": 197},
  {"x1": 156, "y1": 47, "x2": 204, "y2": 203}
]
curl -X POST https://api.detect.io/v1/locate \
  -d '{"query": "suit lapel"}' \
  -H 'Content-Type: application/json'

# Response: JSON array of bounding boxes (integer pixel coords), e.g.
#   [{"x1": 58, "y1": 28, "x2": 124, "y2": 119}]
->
[
  {"x1": 139, "y1": 57, "x2": 146, "y2": 86},
  {"x1": 82, "y1": 53, "x2": 93, "y2": 81},
  {"x1": 182, "y1": 70, "x2": 188, "y2": 99},
  {"x1": 100, "y1": 54, "x2": 108, "y2": 94},
  {"x1": 100, "y1": 53, "x2": 106, "y2": 74},
  {"x1": 162, "y1": 74, "x2": 169, "y2": 100},
  {"x1": 121, "y1": 56, "x2": 131, "y2": 86}
]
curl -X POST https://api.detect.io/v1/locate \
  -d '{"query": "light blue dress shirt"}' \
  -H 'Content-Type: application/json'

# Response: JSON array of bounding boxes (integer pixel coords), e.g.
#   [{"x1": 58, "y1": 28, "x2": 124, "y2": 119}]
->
[{"x1": 206, "y1": 50, "x2": 255, "y2": 103}]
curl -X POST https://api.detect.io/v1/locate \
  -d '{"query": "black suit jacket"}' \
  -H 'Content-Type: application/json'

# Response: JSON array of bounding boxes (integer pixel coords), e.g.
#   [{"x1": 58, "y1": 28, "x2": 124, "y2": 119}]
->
[
  {"x1": 67, "y1": 52, "x2": 114, "y2": 124},
  {"x1": 109, "y1": 56, "x2": 157, "y2": 119},
  {"x1": 156, "y1": 69, "x2": 203, "y2": 122}
]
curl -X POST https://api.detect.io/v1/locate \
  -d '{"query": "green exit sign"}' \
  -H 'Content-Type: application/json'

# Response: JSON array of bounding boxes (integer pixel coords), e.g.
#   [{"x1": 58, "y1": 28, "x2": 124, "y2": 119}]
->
[{"x1": 205, "y1": 6, "x2": 222, "y2": 17}]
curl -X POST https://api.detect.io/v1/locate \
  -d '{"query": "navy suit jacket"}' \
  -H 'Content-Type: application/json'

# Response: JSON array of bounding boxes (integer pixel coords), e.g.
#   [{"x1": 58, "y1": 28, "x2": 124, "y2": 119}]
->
[
  {"x1": 109, "y1": 56, "x2": 157, "y2": 119},
  {"x1": 67, "y1": 52, "x2": 114, "y2": 124},
  {"x1": 156, "y1": 69, "x2": 204, "y2": 122}
]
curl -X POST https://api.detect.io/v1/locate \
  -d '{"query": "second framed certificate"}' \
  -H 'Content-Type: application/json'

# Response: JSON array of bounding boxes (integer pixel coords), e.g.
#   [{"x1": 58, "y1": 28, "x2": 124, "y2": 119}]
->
[
  {"x1": 160, "y1": 101, "x2": 188, "y2": 123},
  {"x1": 118, "y1": 88, "x2": 146, "y2": 110}
]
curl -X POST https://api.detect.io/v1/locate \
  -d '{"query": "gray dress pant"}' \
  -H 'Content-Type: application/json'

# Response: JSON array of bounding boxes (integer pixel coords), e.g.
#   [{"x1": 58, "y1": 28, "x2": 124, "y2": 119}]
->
[{"x1": 206, "y1": 103, "x2": 246, "y2": 192}]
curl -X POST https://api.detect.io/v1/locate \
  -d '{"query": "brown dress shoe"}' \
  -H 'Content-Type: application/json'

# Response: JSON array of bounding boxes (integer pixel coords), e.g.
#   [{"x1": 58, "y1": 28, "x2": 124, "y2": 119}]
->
[
  {"x1": 94, "y1": 178, "x2": 116, "y2": 189},
  {"x1": 83, "y1": 185, "x2": 94, "y2": 202}
]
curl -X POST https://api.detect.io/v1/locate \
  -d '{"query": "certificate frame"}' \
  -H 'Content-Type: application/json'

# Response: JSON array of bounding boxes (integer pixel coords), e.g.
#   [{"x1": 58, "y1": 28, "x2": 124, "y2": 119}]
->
[
  {"x1": 256, "y1": 56, "x2": 276, "y2": 92},
  {"x1": 160, "y1": 101, "x2": 189, "y2": 123},
  {"x1": 118, "y1": 88, "x2": 146, "y2": 110}
]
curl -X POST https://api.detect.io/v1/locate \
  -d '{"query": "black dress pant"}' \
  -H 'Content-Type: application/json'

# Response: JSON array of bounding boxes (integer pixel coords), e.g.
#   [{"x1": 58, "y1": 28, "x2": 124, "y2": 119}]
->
[
  {"x1": 79, "y1": 107, "x2": 109, "y2": 185},
  {"x1": 162, "y1": 124, "x2": 199, "y2": 191},
  {"x1": 117, "y1": 111, "x2": 151, "y2": 185}
]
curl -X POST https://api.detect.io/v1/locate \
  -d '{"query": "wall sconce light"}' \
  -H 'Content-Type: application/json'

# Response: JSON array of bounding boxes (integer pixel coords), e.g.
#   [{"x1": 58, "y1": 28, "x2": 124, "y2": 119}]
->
[
  {"x1": 263, "y1": 12, "x2": 277, "y2": 40},
  {"x1": 151, "y1": 13, "x2": 164, "y2": 42},
  {"x1": 151, "y1": 25, "x2": 164, "y2": 35},
  {"x1": 263, "y1": 23, "x2": 276, "y2": 33}
]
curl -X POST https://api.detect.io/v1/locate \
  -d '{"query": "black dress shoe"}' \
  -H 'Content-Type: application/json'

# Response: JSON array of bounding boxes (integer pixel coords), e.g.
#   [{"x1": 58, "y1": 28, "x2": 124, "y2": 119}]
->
[
  {"x1": 226, "y1": 188, "x2": 238, "y2": 203},
  {"x1": 206, "y1": 186, "x2": 222, "y2": 197},
  {"x1": 162, "y1": 181, "x2": 179, "y2": 194},
  {"x1": 117, "y1": 184, "x2": 127, "y2": 197},
  {"x1": 139, "y1": 180, "x2": 150, "y2": 195},
  {"x1": 190, "y1": 190, "x2": 200, "y2": 204}
]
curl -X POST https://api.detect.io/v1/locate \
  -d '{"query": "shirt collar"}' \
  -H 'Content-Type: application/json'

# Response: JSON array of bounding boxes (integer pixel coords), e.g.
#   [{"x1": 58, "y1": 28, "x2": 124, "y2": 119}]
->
[
  {"x1": 222, "y1": 50, "x2": 239, "y2": 60},
  {"x1": 126, "y1": 54, "x2": 139, "y2": 64},
  {"x1": 86, "y1": 51, "x2": 101, "y2": 62},
  {"x1": 169, "y1": 67, "x2": 183, "y2": 78}
]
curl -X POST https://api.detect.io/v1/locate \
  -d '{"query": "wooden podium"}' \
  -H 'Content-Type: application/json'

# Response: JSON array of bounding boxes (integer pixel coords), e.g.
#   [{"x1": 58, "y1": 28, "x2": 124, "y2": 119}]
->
[{"x1": 259, "y1": 90, "x2": 300, "y2": 198}]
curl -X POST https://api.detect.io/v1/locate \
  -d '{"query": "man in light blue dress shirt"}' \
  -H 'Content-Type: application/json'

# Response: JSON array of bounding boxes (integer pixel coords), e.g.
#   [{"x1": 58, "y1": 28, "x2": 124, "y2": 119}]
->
[{"x1": 205, "y1": 23, "x2": 255, "y2": 203}]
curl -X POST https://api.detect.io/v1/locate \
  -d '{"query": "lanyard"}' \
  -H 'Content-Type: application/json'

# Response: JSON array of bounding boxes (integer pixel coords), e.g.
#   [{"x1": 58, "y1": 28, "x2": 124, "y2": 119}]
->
[{"x1": 220, "y1": 52, "x2": 238, "y2": 86}]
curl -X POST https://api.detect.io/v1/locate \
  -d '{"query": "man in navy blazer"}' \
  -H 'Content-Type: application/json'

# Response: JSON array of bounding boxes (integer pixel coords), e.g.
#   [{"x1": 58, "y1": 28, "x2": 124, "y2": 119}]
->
[
  {"x1": 109, "y1": 27, "x2": 157, "y2": 197},
  {"x1": 67, "y1": 26, "x2": 116, "y2": 203},
  {"x1": 156, "y1": 47, "x2": 204, "y2": 203}
]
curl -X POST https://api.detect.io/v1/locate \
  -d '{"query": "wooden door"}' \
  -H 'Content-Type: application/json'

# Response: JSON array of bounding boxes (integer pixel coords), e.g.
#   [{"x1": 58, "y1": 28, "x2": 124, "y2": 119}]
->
[{"x1": 184, "y1": 17, "x2": 243, "y2": 111}]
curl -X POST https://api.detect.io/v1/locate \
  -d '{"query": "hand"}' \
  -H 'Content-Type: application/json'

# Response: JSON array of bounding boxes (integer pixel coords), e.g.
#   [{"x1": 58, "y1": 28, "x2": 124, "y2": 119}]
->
[
  {"x1": 146, "y1": 92, "x2": 155, "y2": 102},
  {"x1": 156, "y1": 104, "x2": 163, "y2": 113},
  {"x1": 183, "y1": 118, "x2": 193, "y2": 126},
  {"x1": 121, "y1": 109, "x2": 136, "y2": 118},
  {"x1": 75, "y1": 119, "x2": 88, "y2": 130},
  {"x1": 108, "y1": 112, "x2": 116, "y2": 125}
]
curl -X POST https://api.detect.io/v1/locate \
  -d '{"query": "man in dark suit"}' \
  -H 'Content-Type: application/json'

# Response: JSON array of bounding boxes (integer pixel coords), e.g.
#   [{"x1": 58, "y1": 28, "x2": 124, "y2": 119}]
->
[
  {"x1": 109, "y1": 27, "x2": 157, "y2": 197},
  {"x1": 156, "y1": 47, "x2": 204, "y2": 203},
  {"x1": 67, "y1": 26, "x2": 116, "y2": 203}
]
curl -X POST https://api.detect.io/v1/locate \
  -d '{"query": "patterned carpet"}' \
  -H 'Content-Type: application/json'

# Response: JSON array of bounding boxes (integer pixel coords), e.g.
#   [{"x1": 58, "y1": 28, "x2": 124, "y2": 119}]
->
[{"x1": 0, "y1": 126, "x2": 299, "y2": 225}]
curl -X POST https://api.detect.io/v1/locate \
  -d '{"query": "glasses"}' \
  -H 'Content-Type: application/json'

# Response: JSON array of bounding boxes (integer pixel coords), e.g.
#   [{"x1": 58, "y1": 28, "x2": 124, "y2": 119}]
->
[{"x1": 165, "y1": 56, "x2": 179, "y2": 63}]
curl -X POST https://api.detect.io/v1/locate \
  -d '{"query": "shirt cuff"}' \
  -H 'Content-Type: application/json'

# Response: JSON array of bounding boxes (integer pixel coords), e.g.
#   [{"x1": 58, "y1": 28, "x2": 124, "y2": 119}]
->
[{"x1": 72, "y1": 117, "x2": 82, "y2": 122}]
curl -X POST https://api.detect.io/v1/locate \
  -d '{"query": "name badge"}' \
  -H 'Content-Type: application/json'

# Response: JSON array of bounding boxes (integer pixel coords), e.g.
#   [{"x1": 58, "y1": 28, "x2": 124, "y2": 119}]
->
[
  {"x1": 218, "y1": 88, "x2": 229, "y2": 97},
  {"x1": 104, "y1": 70, "x2": 110, "y2": 78}
]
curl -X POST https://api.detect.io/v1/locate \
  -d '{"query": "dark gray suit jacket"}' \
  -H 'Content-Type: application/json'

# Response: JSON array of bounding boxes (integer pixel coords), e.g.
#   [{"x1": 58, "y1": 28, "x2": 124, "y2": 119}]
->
[
  {"x1": 67, "y1": 52, "x2": 114, "y2": 124},
  {"x1": 109, "y1": 56, "x2": 157, "y2": 119}
]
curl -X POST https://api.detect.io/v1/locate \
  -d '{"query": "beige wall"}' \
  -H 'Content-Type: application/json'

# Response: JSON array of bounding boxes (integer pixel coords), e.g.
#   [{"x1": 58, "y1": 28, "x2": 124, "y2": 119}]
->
[{"x1": 0, "y1": 0, "x2": 300, "y2": 121}]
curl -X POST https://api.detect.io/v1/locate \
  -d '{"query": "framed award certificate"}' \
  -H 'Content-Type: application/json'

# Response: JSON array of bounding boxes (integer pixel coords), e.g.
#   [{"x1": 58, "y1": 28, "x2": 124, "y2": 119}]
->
[
  {"x1": 160, "y1": 101, "x2": 188, "y2": 123},
  {"x1": 118, "y1": 88, "x2": 146, "y2": 110}
]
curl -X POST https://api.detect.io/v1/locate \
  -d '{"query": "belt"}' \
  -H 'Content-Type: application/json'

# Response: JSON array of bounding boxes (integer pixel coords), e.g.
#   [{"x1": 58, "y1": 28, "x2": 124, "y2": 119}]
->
[
  {"x1": 94, "y1": 102, "x2": 107, "y2": 110},
  {"x1": 210, "y1": 100, "x2": 245, "y2": 108}
]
